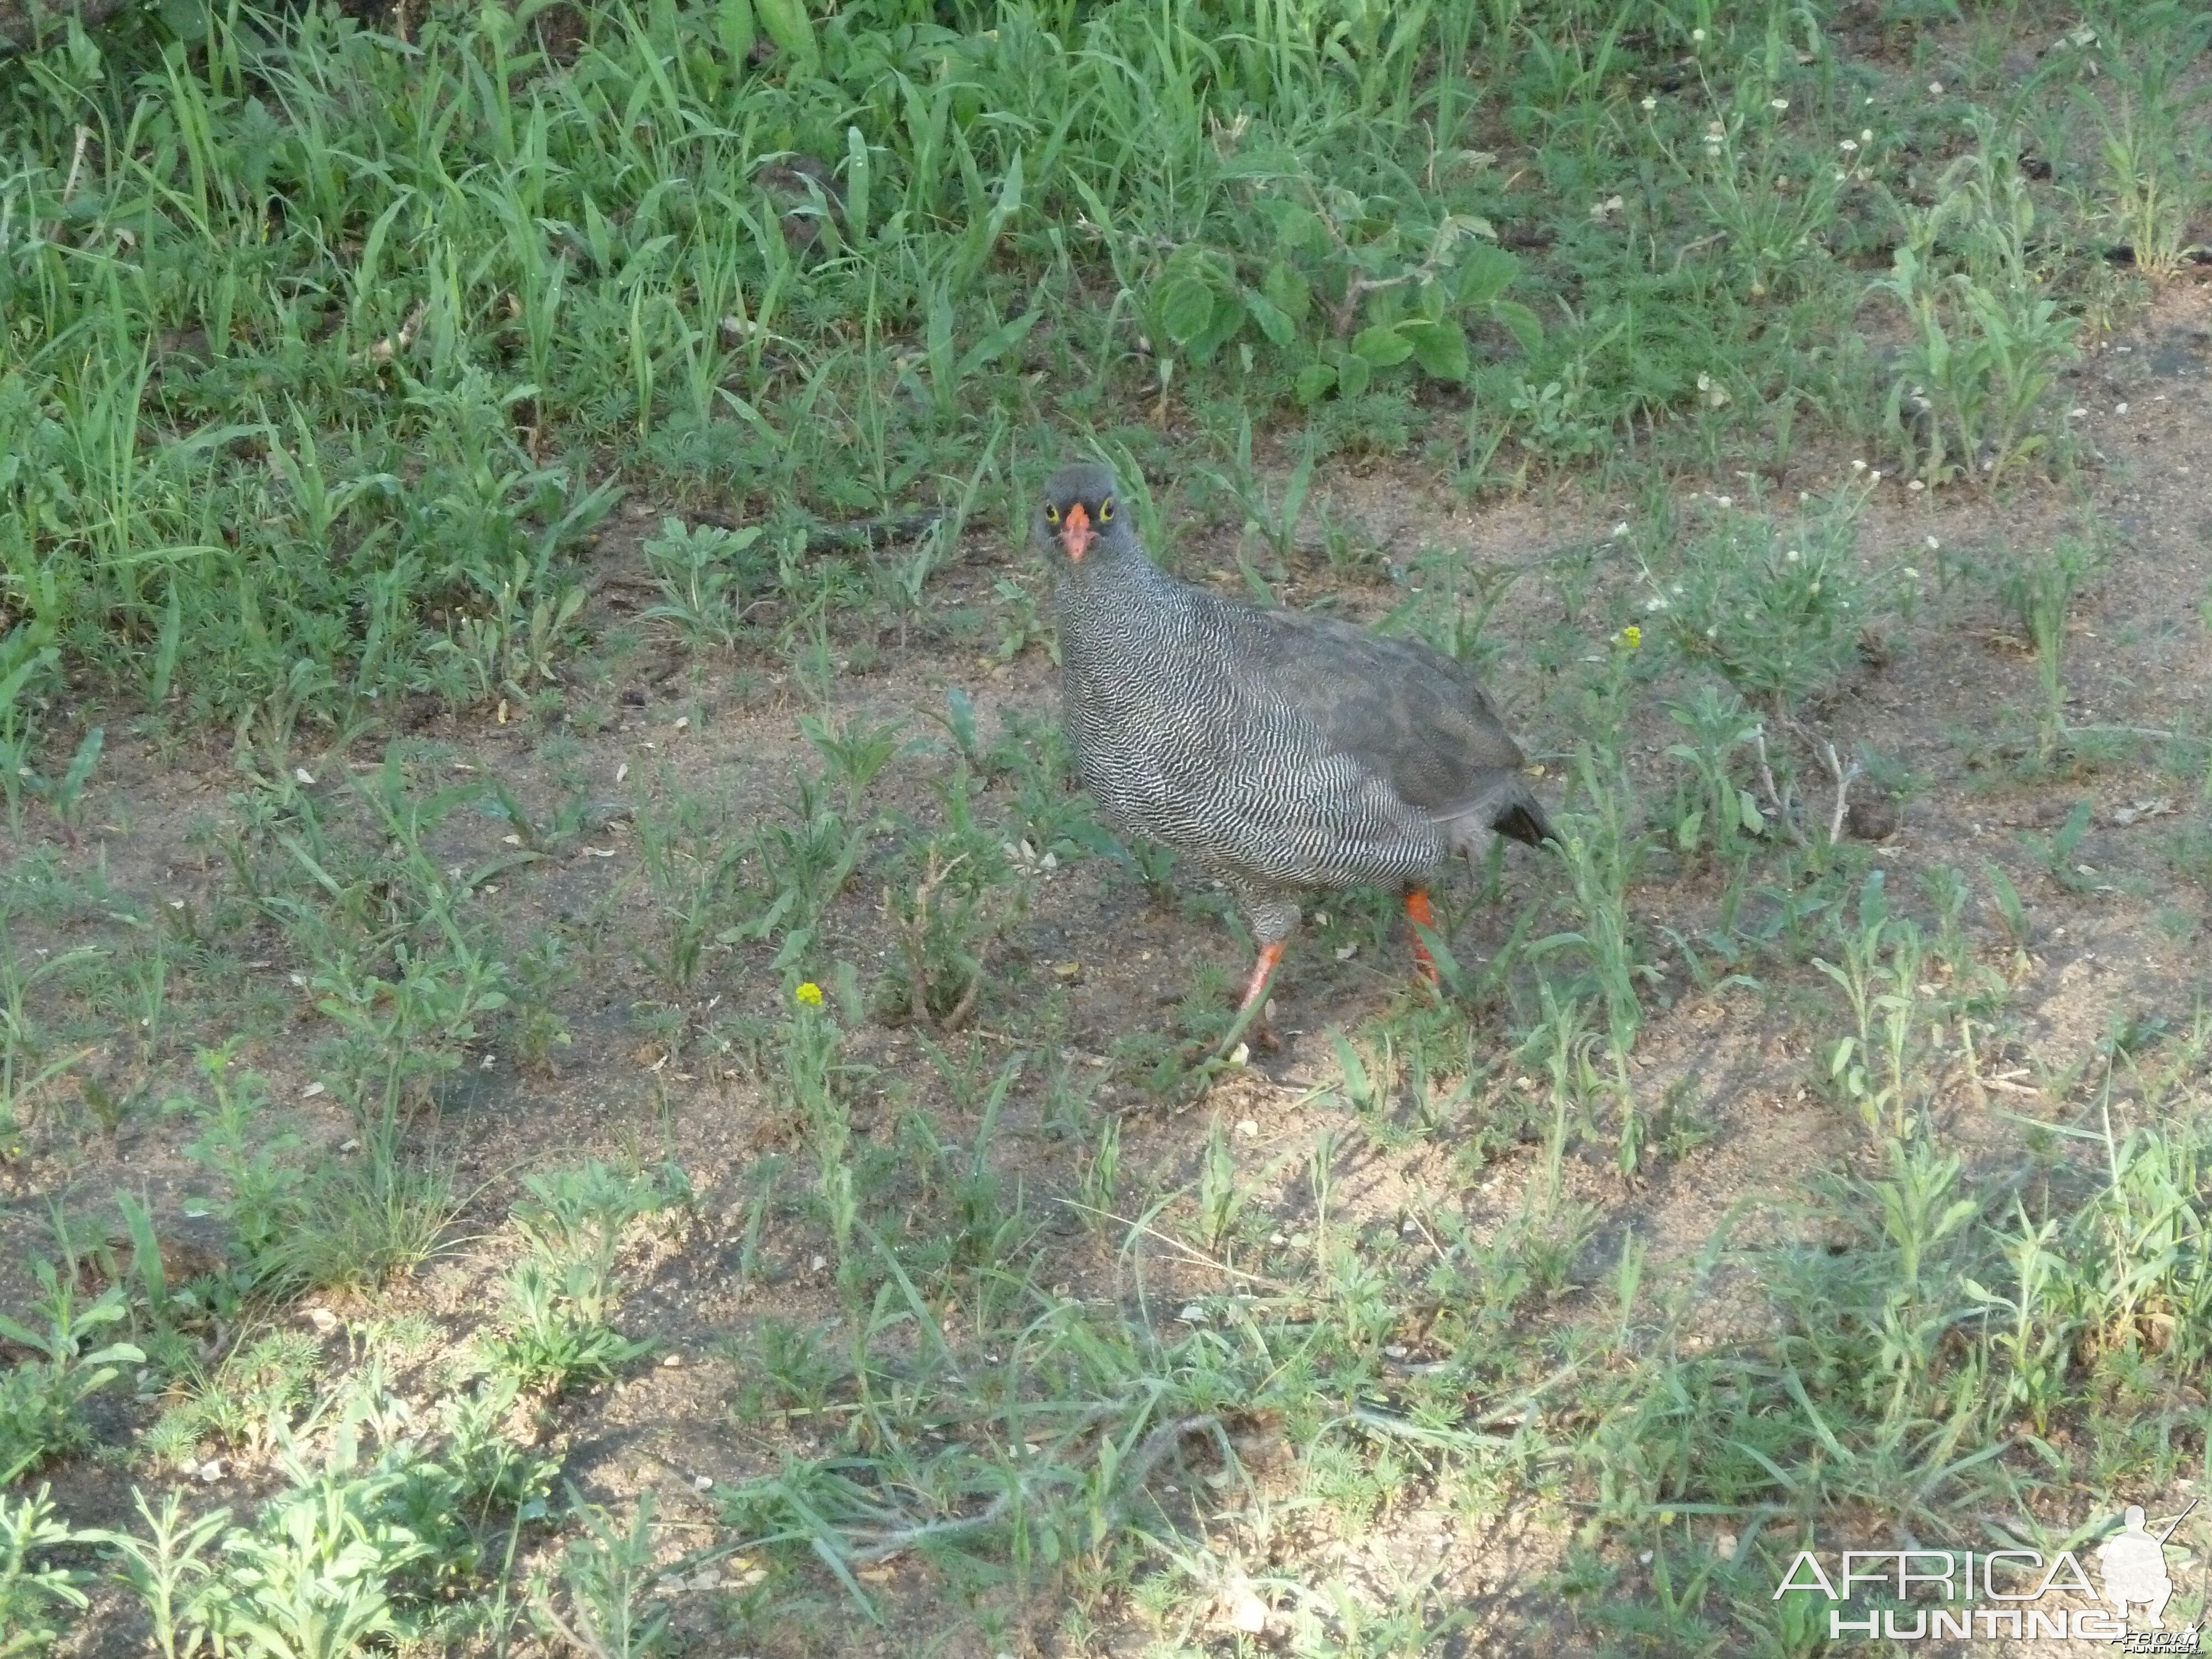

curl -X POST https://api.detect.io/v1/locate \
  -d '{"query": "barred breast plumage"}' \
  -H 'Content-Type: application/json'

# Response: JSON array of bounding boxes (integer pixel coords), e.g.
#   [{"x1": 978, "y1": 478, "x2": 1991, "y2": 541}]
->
[{"x1": 1036, "y1": 460, "x2": 1553, "y2": 1023}]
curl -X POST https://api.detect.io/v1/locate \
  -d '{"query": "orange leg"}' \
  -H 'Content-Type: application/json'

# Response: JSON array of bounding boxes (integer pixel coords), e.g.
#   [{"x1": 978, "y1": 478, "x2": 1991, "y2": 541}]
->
[
  {"x1": 1237, "y1": 940, "x2": 1287, "y2": 1014},
  {"x1": 1405, "y1": 888, "x2": 1439, "y2": 985}
]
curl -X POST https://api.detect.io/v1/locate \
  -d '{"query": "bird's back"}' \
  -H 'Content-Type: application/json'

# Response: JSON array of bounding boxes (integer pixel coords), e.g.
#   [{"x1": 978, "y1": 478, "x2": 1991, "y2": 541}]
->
[
  {"x1": 1240, "y1": 607, "x2": 1530, "y2": 817},
  {"x1": 1053, "y1": 555, "x2": 1545, "y2": 888}
]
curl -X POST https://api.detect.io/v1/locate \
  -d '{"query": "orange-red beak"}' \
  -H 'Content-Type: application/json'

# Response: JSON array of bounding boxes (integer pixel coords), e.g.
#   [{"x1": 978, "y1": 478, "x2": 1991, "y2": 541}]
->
[{"x1": 1059, "y1": 502, "x2": 1094, "y2": 561}]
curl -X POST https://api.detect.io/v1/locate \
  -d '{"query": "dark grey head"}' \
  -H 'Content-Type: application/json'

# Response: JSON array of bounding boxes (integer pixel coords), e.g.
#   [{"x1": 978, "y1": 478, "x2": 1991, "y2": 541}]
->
[{"x1": 1036, "y1": 461, "x2": 1139, "y2": 570}]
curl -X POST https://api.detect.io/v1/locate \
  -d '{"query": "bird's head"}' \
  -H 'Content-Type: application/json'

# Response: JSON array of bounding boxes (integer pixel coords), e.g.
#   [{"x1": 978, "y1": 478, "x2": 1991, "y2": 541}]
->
[{"x1": 1036, "y1": 462, "x2": 1133, "y2": 568}]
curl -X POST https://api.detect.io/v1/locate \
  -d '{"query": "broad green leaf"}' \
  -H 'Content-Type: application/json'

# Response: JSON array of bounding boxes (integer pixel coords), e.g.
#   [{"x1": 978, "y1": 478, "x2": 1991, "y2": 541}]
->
[
  {"x1": 1268, "y1": 202, "x2": 1329, "y2": 255},
  {"x1": 1494, "y1": 299, "x2": 1544, "y2": 353},
  {"x1": 1186, "y1": 302, "x2": 1244, "y2": 363},
  {"x1": 1454, "y1": 241, "x2": 1520, "y2": 307},
  {"x1": 1261, "y1": 259, "x2": 1310, "y2": 326},
  {"x1": 1350, "y1": 324, "x2": 1413, "y2": 369},
  {"x1": 1400, "y1": 319, "x2": 1468, "y2": 382},
  {"x1": 1293, "y1": 360, "x2": 1337, "y2": 404},
  {"x1": 1239, "y1": 286, "x2": 1297, "y2": 348},
  {"x1": 1157, "y1": 276, "x2": 1217, "y2": 347}
]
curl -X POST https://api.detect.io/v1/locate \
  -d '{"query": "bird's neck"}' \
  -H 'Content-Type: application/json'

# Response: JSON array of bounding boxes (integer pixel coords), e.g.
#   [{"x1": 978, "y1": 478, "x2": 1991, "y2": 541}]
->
[{"x1": 1051, "y1": 543, "x2": 1181, "y2": 611}]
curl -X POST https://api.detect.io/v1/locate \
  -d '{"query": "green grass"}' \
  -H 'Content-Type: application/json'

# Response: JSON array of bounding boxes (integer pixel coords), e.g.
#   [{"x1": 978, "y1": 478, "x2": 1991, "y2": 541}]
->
[{"x1": 3, "y1": 0, "x2": 2212, "y2": 1652}]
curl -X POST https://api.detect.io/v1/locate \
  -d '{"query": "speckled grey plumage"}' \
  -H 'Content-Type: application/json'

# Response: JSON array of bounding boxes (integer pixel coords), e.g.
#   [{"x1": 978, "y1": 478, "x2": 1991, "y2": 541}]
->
[{"x1": 1036, "y1": 461, "x2": 1553, "y2": 954}]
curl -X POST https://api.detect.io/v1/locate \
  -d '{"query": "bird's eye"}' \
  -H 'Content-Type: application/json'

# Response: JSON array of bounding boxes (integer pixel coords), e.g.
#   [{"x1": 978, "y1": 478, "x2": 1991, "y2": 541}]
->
[
  {"x1": 1099, "y1": 498, "x2": 1115, "y2": 522},
  {"x1": 1045, "y1": 504, "x2": 1060, "y2": 525}
]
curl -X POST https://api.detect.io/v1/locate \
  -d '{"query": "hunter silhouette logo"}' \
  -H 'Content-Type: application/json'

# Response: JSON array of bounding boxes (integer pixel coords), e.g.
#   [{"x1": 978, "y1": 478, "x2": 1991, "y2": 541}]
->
[
  {"x1": 2100, "y1": 1503, "x2": 2193, "y2": 1632},
  {"x1": 1774, "y1": 1498, "x2": 2200, "y2": 1645}
]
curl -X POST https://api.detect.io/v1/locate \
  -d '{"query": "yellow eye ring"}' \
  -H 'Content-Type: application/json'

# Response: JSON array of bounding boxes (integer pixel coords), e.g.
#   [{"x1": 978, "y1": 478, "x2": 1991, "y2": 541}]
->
[
  {"x1": 1099, "y1": 499, "x2": 1114, "y2": 522},
  {"x1": 1045, "y1": 504, "x2": 1060, "y2": 524}
]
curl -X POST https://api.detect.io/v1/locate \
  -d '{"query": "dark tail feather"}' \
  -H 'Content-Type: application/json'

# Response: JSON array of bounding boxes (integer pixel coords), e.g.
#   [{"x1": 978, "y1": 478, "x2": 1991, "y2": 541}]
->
[{"x1": 1492, "y1": 795, "x2": 1556, "y2": 848}]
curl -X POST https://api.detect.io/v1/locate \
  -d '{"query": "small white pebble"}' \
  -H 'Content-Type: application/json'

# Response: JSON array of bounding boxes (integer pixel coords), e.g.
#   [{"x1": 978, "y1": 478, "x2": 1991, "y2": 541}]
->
[
  {"x1": 2115, "y1": 402, "x2": 2128, "y2": 414},
  {"x1": 1237, "y1": 1118, "x2": 1259, "y2": 1137},
  {"x1": 1927, "y1": 81, "x2": 1943, "y2": 95},
  {"x1": 1177, "y1": 1303, "x2": 1208, "y2": 1324},
  {"x1": 198, "y1": 1459, "x2": 223, "y2": 1482},
  {"x1": 694, "y1": 1475, "x2": 713, "y2": 1490},
  {"x1": 662, "y1": 1352, "x2": 682, "y2": 1368},
  {"x1": 1770, "y1": 97, "x2": 1788, "y2": 111},
  {"x1": 293, "y1": 767, "x2": 315, "y2": 785},
  {"x1": 1908, "y1": 479, "x2": 1925, "y2": 492}
]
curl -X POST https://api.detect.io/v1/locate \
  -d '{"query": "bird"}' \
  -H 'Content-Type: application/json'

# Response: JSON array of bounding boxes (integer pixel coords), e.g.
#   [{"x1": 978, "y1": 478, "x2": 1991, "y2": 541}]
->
[{"x1": 1035, "y1": 460, "x2": 1554, "y2": 1026}]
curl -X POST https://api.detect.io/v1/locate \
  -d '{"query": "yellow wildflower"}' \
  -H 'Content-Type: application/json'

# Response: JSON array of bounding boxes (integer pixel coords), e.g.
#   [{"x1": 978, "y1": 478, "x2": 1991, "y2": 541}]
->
[
  {"x1": 1621, "y1": 624, "x2": 1643, "y2": 650},
  {"x1": 795, "y1": 982, "x2": 824, "y2": 1006}
]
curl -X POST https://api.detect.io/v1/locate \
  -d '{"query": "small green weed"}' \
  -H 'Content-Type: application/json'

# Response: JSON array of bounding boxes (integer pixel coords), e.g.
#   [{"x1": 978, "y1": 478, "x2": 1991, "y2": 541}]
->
[
  {"x1": 1997, "y1": 536, "x2": 2099, "y2": 761},
  {"x1": 1654, "y1": 489, "x2": 1876, "y2": 722},
  {"x1": 483, "y1": 1162, "x2": 684, "y2": 1397},
  {"x1": 1875, "y1": 125, "x2": 2079, "y2": 488},
  {"x1": 641, "y1": 518, "x2": 770, "y2": 651},
  {"x1": 0, "y1": 1259, "x2": 144, "y2": 1484},
  {"x1": 0, "y1": 1486, "x2": 100, "y2": 1655},
  {"x1": 2017, "y1": 799, "x2": 2100, "y2": 895},
  {"x1": 536, "y1": 1490, "x2": 669, "y2": 1659}
]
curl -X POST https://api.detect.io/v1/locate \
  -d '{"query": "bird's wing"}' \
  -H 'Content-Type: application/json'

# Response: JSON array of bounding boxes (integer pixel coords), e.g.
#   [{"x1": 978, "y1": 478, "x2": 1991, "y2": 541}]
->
[
  {"x1": 1187, "y1": 743, "x2": 1446, "y2": 888},
  {"x1": 1242, "y1": 608, "x2": 1531, "y2": 814}
]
